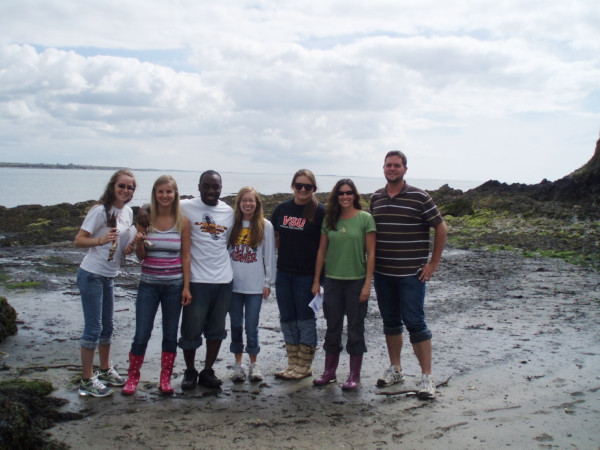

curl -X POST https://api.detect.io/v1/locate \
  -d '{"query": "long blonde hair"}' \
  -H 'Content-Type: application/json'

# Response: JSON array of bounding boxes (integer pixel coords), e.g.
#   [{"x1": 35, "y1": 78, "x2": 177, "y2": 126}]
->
[
  {"x1": 149, "y1": 175, "x2": 184, "y2": 232},
  {"x1": 228, "y1": 186, "x2": 265, "y2": 248}
]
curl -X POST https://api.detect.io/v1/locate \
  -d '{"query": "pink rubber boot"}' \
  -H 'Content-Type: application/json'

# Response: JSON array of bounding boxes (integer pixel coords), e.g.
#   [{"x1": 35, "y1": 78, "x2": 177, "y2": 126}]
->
[
  {"x1": 159, "y1": 351, "x2": 177, "y2": 394},
  {"x1": 313, "y1": 353, "x2": 339, "y2": 386},
  {"x1": 341, "y1": 354, "x2": 363, "y2": 391},
  {"x1": 121, "y1": 352, "x2": 144, "y2": 395}
]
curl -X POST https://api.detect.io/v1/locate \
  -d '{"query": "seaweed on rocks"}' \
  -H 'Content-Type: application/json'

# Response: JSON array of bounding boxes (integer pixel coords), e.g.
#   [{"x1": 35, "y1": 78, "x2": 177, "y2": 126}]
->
[
  {"x1": 0, "y1": 297, "x2": 17, "y2": 343},
  {"x1": 0, "y1": 378, "x2": 83, "y2": 449}
]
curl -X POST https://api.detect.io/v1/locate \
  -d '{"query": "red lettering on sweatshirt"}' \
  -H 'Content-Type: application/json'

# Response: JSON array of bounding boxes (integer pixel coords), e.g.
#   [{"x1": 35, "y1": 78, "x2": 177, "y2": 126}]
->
[{"x1": 282, "y1": 216, "x2": 306, "y2": 230}]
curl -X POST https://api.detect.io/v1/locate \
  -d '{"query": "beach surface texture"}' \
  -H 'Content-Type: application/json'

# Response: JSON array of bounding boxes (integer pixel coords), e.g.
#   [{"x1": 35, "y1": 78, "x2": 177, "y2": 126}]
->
[
  {"x1": 1, "y1": 140, "x2": 599, "y2": 448},
  {"x1": 0, "y1": 243, "x2": 598, "y2": 449}
]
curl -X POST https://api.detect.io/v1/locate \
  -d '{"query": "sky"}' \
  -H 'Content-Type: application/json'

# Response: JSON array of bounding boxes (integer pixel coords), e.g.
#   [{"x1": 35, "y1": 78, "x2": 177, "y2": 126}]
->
[{"x1": 1, "y1": 0, "x2": 599, "y2": 184}]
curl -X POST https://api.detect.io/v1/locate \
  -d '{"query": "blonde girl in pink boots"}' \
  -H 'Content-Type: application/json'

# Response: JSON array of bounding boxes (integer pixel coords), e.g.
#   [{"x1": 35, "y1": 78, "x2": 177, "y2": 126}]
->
[{"x1": 122, "y1": 175, "x2": 191, "y2": 395}]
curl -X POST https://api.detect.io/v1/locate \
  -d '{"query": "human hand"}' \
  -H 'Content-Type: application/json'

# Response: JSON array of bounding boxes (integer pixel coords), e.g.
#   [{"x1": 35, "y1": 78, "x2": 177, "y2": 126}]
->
[
  {"x1": 134, "y1": 231, "x2": 146, "y2": 244},
  {"x1": 263, "y1": 287, "x2": 271, "y2": 299},
  {"x1": 311, "y1": 281, "x2": 321, "y2": 298},
  {"x1": 181, "y1": 288, "x2": 192, "y2": 306},
  {"x1": 418, "y1": 263, "x2": 438, "y2": 282},
  {"x1": 102, "y1": 227, "x2": 119, "y2": 244},
  {"x1": 359, "y1": 284, "x2": 370, "y2": 303}
]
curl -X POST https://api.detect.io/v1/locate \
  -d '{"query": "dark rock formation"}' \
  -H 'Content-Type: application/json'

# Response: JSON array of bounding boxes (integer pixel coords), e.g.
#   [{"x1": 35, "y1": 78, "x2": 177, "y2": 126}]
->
[
  {"x1": 0, "y1": 297, "x2": 17, "y2": 343},
  {"x1": 0, "y1": 379, "x2": 82, "y2": 449},
  {"x1": 466, "y1": 137, "x2": 600, "y2": 207}
]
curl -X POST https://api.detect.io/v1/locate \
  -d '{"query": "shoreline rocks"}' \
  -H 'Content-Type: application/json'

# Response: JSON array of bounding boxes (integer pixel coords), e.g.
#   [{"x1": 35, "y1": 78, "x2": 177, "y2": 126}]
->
[{"x1": 1, "y1": 139, "x2": 598, "y2": 267}]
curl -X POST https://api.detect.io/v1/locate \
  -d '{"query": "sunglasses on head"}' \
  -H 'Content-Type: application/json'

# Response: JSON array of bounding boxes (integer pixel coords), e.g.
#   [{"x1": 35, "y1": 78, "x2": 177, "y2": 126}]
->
[
  {"x1": 117, "y1": 183, "x2": 135, "y2": 191},
  {"x1": 294, "y1": 182, "x2": 314, "y2": 191},
  {"x1": 337, "y1": 190, "x2": 354, "y2": 197}
]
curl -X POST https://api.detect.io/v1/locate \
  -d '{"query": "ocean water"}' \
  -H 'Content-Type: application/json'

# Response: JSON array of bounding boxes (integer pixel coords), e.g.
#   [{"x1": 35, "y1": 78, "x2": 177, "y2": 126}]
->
[{"x1": 0, "y1": 167, "x2": 483, "y2": 208}]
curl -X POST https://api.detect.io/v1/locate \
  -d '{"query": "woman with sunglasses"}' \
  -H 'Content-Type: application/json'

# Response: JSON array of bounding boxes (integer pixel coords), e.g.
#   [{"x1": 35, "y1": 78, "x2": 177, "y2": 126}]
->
[
  {"x1": 74, "y1": 169, "x2": 137, "y2": 397},
  {"x1": 311, "y1": 179, "x2": 376, "y2": 390},
  {"x1": 270, "y1": 169, "x2": 325, "y2": 380},
  {"x1": 122, "y1": 175, "x2": 192, "y2": 395}
]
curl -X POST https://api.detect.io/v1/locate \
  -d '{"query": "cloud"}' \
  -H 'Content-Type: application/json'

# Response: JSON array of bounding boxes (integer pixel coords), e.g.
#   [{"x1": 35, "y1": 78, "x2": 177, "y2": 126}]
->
[{"x1": 0, "y1": 0, "x2": 599, "y2": 184}]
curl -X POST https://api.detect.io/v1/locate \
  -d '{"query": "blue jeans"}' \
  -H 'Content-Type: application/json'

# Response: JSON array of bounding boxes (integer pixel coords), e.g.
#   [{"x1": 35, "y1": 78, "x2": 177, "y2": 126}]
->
[
  {"x1": 130, "y1": 281, "x2": 183, "y2": 355},
  {"x1": 275, "y1": 270, "x2": 317, "y2": 346},
  {"x1": 77, "y1": 268, "x2": 114, "y2": 350},
  {"x1": 178, "y1": 282, "x2": 233, "y2": 350},
  {"x1": 229, "y1": 293, "x2": 263, "y2": 355},
  {"x1": 374, "y1": 272, "x2": 432, "y2": 344}
]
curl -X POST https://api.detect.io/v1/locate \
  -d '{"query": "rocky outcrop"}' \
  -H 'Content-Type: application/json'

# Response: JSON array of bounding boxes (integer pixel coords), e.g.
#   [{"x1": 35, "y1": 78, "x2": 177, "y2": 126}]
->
[
  {"x1": 0, "y1": 202, "x2": 140, "y2": 247},
  {"x1": 0, "y1": 297, "x2": 17, "y2": 343},
  {"x1": 0, "y1": 378, "x2": 82, "y2": 449},
  {"x1": 464, "y1": 137, "x2": 600, "y2": 210}
]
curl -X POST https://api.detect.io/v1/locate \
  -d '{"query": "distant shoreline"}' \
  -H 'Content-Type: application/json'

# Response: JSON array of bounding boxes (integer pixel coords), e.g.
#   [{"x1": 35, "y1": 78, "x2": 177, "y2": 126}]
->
[
  {"x1": 0, "y1": 163, "x2": 354, "y2": 178},
  {"x1": 0, "y1": 162, "x2": 169, "y2": 172}
]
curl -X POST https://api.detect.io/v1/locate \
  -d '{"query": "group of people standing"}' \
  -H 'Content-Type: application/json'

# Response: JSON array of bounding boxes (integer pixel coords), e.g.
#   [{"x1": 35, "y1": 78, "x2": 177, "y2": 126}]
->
[{"x1": 74, "y1": 150, "x2": 446, "y2": 401}]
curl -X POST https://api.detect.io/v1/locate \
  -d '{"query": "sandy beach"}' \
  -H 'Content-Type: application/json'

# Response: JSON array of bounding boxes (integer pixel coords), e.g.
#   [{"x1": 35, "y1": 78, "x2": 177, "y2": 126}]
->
[{"x1": 0, "y1": 242, "x2": 599, "y2": 449}]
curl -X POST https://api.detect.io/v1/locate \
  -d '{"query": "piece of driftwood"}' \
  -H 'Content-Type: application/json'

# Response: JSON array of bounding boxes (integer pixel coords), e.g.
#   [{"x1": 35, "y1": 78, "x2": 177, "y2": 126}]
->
[
  {"x1": 15, "y1": 363, "x2": 81, "y2": 372},
  {"x1": 376, "y1": 375, "x2": 452, "y2": 396}
]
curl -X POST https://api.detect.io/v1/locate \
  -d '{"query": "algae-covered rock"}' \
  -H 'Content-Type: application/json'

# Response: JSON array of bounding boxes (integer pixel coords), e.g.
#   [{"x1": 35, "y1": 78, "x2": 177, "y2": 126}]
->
[
  {"x1": 0, "y1": 297, "x2": 17, "y2": 343},
  {"x1": 440, "y1": 197, "x2": 474, "y2": 217},
  {"x1": 0, "y1": 378, "x2": 82, "y2": 449}
]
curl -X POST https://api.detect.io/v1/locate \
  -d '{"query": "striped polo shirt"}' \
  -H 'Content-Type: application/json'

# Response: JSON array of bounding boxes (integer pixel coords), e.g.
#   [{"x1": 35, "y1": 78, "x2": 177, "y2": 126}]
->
[
  {"x1": 370, "y1": 183, "x2": 443, "y2": 277},
  {"x1": 140, "y1": 226, "x2": 183, "y2": 284}
]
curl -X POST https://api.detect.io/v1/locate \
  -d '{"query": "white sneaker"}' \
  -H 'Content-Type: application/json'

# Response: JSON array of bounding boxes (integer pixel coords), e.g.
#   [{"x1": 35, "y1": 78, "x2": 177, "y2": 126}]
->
[
  {"x1": 79, "y1": 375, "x2": 113, "y2": 397},
  {"x1": 231, "y1": 362, "x2": 246, "y2": 382},
  {"x1": 96, "y1": 366, "x2": 125, "y2": 387},
  {"x1": 376, "y1": 366, "x2": 405, "y2": 387},
  {"x1": 249, "y1": 362, "x2": 263, "y2": 382},
  {"x1": 417, "y1": 373, "x2": 436, "y2": 399}
]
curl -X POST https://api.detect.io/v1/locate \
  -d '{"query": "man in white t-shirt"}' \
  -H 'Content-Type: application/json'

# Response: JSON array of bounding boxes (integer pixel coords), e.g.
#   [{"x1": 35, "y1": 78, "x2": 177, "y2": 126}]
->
[{"x1": 178, "y1": 170, "x2": 234, "y2": 389}]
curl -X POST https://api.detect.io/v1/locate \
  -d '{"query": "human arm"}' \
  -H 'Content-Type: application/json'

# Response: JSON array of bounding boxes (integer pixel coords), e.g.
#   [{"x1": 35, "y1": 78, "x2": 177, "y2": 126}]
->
[
  {"x1": 74, "y1": 228, "x2": 119, "y2": 248},
  {"x1": 360, "y1": 231, "x2": 376, "y2": 302},
  {"x1": 74, "y1": 208, "x2": 120, "y2": 250},
  {"x1": 263, "y1": 221, "x2": 276, "y2": 299},
  {"x1": 270, "y1": 206, "x2": 280, "y2": 249},
  {"x1": 419, "y1": 220, "x2": 447, "y2": 282},
  {"x1": 180, "y1": 218, "x2": 192, "y2": 306},
  {"x1": 311, "y1": 233, "x2": 328, "y2": 297},
  {"x1": 133, "y1": 225, "x2": 147, "y2": 260}
]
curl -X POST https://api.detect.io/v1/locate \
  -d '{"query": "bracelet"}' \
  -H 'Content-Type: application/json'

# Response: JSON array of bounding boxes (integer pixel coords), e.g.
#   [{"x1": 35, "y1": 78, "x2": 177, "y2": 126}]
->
[{"x1": 97, "y1": 237, "x2": 101, "y2": 246}]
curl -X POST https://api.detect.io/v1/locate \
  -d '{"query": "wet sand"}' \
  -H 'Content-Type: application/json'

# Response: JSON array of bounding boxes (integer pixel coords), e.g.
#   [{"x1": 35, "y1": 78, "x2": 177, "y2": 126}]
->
[{"x1": 1, "y1": 245, "x2": 599, "y2": 449}]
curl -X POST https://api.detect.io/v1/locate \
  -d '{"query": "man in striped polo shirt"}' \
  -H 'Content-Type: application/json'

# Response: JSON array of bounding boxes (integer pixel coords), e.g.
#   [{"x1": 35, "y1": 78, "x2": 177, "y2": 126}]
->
[{"x1": 370, "y1": 150, "x2": 447, "y2": 399}]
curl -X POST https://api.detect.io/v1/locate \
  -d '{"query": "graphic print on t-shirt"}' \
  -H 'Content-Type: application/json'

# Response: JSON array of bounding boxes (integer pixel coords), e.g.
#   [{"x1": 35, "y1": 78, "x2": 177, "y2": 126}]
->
[
  {"x1": 197, "y1": 214, "x2": 228, "y2": 241},
  {"x1": 281, "y1": 215, "x2": 306, "y2": 231},
  {"x1": 230, "y1": 228, "x2": 258, "y2": 263}
]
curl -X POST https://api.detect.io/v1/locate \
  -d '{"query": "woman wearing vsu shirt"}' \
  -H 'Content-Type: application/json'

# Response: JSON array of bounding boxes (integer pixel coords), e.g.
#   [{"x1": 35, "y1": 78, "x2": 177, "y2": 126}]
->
[
  {"x1": 270, "y1": 169, "x2": 325, "y2": 380},
  {"x1": 227, "y1": 187, "x2": 276, "y2": 382}
]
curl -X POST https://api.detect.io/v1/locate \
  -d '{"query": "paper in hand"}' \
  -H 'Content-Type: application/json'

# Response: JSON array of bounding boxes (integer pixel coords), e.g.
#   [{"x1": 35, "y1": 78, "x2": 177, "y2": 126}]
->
[{"x1": 309, "y1": 287, "x2": 324, "y2": 314}]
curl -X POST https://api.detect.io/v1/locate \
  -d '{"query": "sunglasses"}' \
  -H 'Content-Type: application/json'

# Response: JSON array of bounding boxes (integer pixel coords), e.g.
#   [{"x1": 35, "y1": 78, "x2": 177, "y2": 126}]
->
[
  {"x1": 294, "y1": 183, "x2": 314, "y2": 191},
  {"x1": 337, "y1": 190, "x2": 354, "y2": 197},
  {"x1": 117, "y1": 183, "x2": 135, "y2": 191}
]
